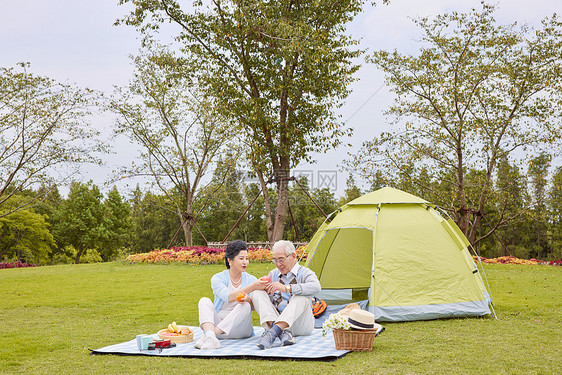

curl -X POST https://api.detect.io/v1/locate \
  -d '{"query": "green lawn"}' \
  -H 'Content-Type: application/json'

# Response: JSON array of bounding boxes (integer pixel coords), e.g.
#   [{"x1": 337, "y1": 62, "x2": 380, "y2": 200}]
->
[{"x1": 2, "y1": 262, "x2": 560, "y2": 374}]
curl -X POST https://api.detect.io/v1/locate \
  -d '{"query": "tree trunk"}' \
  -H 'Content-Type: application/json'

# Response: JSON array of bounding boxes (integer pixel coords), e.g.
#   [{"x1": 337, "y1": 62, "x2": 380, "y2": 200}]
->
[
  {"x1": 536, "y1": 219, "x2": 542, "y2": 259},
  {"x1": 182, "y1": 220, "x2": 193, "y2": 247},
  {"x1": 470, "y1": 215, "x2": 482, "y2": 244},
  {"x1": 75, "y1": 245, "x2": 84, "y2": 264},
  {"x1": 176, "y1": 194, "x2": 194, "y2": 246},
  {"x1": 457, "y1": 186, "x2": 472, "y2": 239},
  {"x1": 271, "y1": 161, "x2": 290, "y2": 243},
  {"x1": 456, "y1": 144, "x2": 471, "y2": 238},
  {"x1": 256, "y1": 169, "x2": 274, "y2": 243},
  {"x1": 459, "y1": 206, "x2": 470, "y2": 238}
]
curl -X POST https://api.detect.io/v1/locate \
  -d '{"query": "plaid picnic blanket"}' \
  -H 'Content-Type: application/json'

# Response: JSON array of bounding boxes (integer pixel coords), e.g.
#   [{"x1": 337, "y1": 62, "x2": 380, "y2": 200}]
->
[{"x1": 90, "y1": 327, "x2": 350, "y2": 361}]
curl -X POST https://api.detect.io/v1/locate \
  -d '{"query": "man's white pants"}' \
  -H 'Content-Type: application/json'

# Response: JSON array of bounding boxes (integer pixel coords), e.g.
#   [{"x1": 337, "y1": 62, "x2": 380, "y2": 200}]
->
[
  {"x1": 198, "y1": 297, "x2": 253, "y2": 339},
  {"x1": 251, "y1": 290, "x2": 314, "y2": 336}
]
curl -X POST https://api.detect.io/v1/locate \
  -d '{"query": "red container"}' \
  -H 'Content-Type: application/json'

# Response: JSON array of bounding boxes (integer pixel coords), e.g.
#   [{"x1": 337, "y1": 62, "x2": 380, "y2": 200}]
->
[{"x1": 154, "y1": 339, "x2": 172, "y2": 348}]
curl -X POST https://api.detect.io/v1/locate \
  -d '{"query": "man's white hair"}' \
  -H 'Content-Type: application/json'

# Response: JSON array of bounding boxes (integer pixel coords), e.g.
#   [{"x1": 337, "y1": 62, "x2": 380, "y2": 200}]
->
[{"x1": 272, "y1": 240, "x2": 295, "y2": 256}]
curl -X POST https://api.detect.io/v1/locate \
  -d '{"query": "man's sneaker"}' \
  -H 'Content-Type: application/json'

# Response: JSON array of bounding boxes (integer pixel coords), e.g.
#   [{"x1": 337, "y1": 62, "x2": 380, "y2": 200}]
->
[
  {"x1": 194, "y1": 335, "x2": 208, "y2": 349},
  {"x1": 256, "y1": 328, "x2": 278, "y2": 350},
  {"x1": 201, "y1": 335, "x2": 221, "y2": 350},
  {"x1": 375, "y1": 324, "x2": 385, "y2": 337},
  {"x1": 279, "y1": 329, "x2": 296, "y2": 346}
]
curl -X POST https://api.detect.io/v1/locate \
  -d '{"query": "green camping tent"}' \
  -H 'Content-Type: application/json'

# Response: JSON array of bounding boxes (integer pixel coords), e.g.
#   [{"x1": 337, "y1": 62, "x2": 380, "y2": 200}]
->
[{"x1": 305, "y1": 187, "x2": 494, "y2": 322}]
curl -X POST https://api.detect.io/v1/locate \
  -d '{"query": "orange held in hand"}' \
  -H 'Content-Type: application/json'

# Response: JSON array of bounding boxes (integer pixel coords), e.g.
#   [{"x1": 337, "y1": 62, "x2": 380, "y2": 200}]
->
[
  {"x1": 236, "y1": 292, "x2": 246, "y2": 302},
  {"x1": 260, "y1": 275, "x2": 271, "y2": 282}
]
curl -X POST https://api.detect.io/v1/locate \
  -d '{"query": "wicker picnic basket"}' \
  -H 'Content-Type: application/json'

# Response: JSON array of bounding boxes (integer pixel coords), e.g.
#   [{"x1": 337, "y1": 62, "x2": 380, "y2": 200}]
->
[
  {"x1": 332, "y1": 329, "x2": 377, "y2": 351},
  {"x1": 157, "y1": 327, "x2": 194, "y2": 344}
]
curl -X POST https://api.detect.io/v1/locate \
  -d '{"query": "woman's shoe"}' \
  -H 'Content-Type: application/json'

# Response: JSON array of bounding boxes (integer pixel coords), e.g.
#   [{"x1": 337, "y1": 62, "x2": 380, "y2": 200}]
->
[
  {"x1": 201, "y1": 336, "x2": 221, "y2": 350},
  {"x1": 194, "y1": 335, "x2": 208, "y2": 349}
]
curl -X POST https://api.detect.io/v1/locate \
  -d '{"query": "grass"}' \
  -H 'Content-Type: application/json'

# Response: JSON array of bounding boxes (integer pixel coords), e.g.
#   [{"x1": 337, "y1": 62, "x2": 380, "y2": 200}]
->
[{"x1": 2, "y1": 262, "x2": 560, "y2": 375}]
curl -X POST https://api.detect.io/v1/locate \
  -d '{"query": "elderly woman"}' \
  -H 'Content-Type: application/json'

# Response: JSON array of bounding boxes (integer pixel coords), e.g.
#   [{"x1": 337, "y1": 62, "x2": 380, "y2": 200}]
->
[{"x1": 194, "y1": 240, "x2": 268, "y2": 350}]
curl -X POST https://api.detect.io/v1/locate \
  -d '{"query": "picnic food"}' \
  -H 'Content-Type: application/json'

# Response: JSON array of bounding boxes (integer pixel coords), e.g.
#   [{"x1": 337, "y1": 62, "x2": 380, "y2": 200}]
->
[
  {"x1": 168, "y1": 321, "x2": 179, "y2": 333},
  {"x1": 163, "y1": 321, "x2": 192, "y2": 335},
  {"x1": 236, "y1": 292, "x2": 246, "y2": 302},
  {"x1": 260, "y1": 275, "x2": 271, "y2": 282},
  {"x1": 158, "y1": 322, "x2": 194, "y2": 343}
]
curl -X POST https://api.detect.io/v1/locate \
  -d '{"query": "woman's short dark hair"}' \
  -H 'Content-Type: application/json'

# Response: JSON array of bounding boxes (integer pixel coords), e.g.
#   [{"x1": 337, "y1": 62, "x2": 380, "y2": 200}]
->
[{"x1": 225, "y1": 240, "x2": 248, "y2": 269}]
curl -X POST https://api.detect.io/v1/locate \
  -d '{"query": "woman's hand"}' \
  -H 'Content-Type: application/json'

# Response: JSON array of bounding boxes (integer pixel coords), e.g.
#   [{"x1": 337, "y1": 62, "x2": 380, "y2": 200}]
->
[
  {"x1": 236, "y1": 292, "x2": 250, "y2": 304},
  {"x1": 252, "y1": 279, "x2": 269, "y2": 291}
]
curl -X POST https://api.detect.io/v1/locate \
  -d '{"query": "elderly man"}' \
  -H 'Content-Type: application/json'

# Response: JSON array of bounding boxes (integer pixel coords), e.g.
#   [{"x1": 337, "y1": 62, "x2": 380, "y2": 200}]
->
[{"x1": 252, "y1": 240, "x2": 321, "y2": 349}]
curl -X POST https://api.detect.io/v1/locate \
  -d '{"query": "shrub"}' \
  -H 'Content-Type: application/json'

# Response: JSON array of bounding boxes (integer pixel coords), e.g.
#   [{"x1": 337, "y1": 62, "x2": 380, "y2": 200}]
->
[{"x1": 0, "y1": 262, "x2": 38, "y2": 269}]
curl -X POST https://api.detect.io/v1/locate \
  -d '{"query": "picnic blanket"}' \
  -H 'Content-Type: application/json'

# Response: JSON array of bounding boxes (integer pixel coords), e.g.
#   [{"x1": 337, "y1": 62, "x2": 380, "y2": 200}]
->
[{"x1": 90, "y1": 327, "x2": 350, "y2": 361}]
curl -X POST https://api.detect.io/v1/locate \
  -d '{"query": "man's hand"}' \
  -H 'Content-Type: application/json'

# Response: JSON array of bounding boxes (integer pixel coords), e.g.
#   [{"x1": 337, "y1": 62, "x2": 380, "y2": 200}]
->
[{"x1": 266, "y1": 281, "x2": 286, "y2": 295}]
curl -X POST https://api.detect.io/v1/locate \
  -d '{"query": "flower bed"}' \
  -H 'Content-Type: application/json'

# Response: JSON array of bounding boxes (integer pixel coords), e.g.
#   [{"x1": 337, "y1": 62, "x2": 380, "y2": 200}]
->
[
  {"x1": 472, "y1": 255, "x2": 561, "y2": 265},
  {"x1": 126, "y1": 247, "x2": 559, "y2": 266},
  {"x1": 126, "y1": 245, "x2": 308, "y2": 265},
  {"x1": 0, "y1": 262, "x2": 38, "y2": 269}
]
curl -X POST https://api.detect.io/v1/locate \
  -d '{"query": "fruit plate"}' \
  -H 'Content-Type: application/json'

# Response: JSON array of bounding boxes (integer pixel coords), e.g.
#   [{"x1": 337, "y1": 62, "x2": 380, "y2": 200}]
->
[{"x1": 157, "y1": 327, "x2": 194, "y2": 344}]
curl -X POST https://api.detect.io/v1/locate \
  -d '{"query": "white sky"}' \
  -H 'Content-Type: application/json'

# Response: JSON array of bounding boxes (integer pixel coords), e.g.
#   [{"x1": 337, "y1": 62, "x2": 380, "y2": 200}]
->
[{"x1": 1, "y1": 0, "x2": 561, "y2": 197}]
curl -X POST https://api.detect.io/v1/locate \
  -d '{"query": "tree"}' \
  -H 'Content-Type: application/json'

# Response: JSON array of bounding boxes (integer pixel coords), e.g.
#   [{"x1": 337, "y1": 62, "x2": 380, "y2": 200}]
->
[
  {"x1": 282, "y1": 177, "x2": 337, "y2": 242},
  {"x1": 239, "y1": 182, "x2": 267, "y2": 242},
  {"x1": 527, "y1": 153, "x2": 551, "y2": 259},
  {"x1": 282, "y1": 177, "x2": 318, "y2": 242},
  {"x1": 548, "y1": 167, "x2": 562, "y2": 260},
  {"x1": 100, "y1": 187, "x2": 132, "y2": 260},
  {"x1": 192, "y1": 159, "x2": 247, "y2": 244},
  {"x1": 53, "y1": 181, "x2": 107, "y2": 264},
  {"x1": 488, "y1": 156, "x2": 529, "y2": 257},
  {"x1": 349, "y1": 3, "x2": 562, "y2": 245},
  {"x1": 129, "y1": 186, "x2": 180, "y2": 253},
  {"x1": 117, "y1": 0, "x2": 384, "y2": 241},
  {"x1": 0, "y1": 201, "x2": 54, "y2": 264},
  {"x1": 32, "y1": 184, "x2": 66, "y2": 263},
  {"x1": 337, "y1": 174, "x2": 362, "y2": 206},
  {"x1": 0, "y1": 63, "x2": 106, "y2": 218},
  {"x1": 110, "y1": 45, "x2": 231, "y2": 245}
]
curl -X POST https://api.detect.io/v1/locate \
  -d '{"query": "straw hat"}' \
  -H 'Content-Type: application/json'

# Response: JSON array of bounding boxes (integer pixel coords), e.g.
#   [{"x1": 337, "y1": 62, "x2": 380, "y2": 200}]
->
[{"x1": 347, "y1": 309, "x2": 376, "y2": 330}]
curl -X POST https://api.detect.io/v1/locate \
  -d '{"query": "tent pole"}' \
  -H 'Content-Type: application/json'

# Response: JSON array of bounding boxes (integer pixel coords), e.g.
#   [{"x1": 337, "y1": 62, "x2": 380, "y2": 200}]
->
[{"x1": 370, "y1": 204, "x2": 381, "y2": 315}]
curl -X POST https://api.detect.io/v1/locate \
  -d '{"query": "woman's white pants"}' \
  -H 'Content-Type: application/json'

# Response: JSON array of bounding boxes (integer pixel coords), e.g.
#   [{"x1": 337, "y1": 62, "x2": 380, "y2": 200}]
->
[{"x1": 198, "y1": 297, "x2": 253, "y2": 339}]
